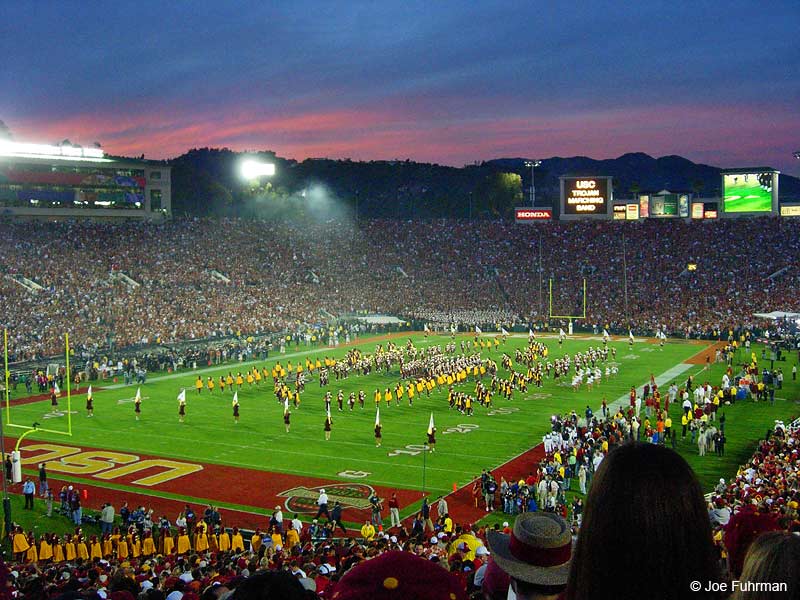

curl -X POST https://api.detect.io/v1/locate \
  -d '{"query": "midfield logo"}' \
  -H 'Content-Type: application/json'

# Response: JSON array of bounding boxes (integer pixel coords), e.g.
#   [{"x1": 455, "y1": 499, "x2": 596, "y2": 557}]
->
[{"x1": 278, "y1": 483, "x2": 376, "y2": 513}]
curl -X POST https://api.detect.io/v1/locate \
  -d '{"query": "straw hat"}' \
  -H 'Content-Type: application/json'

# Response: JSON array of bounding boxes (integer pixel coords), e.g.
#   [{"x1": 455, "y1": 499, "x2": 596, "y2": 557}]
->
[{"x1": 486, "y1": 512, "x2": 572, "y2": 587}]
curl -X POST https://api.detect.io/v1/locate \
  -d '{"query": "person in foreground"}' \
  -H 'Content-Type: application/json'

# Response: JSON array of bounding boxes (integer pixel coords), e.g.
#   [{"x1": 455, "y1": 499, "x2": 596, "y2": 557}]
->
[
  {"x1": 733, "y1": 531, "x2": 800, "y2": 600},
  {"x1": 331, "y1": 550, "x2": 467, "y2": 600},
  {"x1": 565, "y1": 442, "x2": 721, "y2": 600},
  {"x1": 486, "y1": 511, "x2": 572, "y2": 600}
]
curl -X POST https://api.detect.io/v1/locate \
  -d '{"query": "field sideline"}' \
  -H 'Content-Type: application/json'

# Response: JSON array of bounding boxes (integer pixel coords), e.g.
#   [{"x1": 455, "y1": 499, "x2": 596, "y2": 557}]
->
[{"x1": 3, "y1": 332, "x2": 797, "y2": 528}]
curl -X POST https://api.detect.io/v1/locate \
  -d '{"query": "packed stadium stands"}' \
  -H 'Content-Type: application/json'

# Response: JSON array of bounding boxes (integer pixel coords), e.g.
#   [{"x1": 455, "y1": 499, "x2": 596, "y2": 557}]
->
[{"x1": 1, "y1": 217, "x2": 798, "y2": 361}]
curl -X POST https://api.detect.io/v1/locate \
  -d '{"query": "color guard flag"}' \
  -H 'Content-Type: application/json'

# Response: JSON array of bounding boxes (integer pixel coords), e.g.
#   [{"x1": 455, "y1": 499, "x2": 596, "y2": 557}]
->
[
  {"x1": 326, "y1": 406, "x2": 331, "y2": 420},
  {"x1": 135, "y1": 387, "x2": 141, "y2": 402},
  {"x1": 53, "y1": 382, "x2": 60, "y2": 395},
  {"x1": 87, "y1": 385, "x2": 93, "y2": 400},
  {"x1": 501, "y1": 327, "x2": 509, "y2": 336},
  {"x1": 559, "y1": 328, "x2": 566, "y2": 338},
  {"x1": 603, "y1": 329, "x2": 609, "y2": 340},
  {"x1": 375, "y1": 407, "x2": 380, "y2": 426},
  {"x1": 177, "y1": 389, "x2": 186, "y2": 403},
  {"x1": 529, "y1": 328, "x2": 535, "y2": 339},
  {"x1": 629, "y1": 330, "x2": 635, "y2": 342},
  {"x1": 232, "y1": 391, "x2": 239, "y2": 406},
  {"x1": 427, "y1": 412, "x2": 435, "y2": 435},
  {"x1": 450, "y1": 324, "x2": 457, "y2": 334},
  {"x1": 284, "y1": 398, "x2": 289, "y2": 414},
  {"x1": 475, "y1": 326, "x2": 482, "y2": 335},
  {"x1": 423, "y1": 323, "x2": 429, "y2": 332}
]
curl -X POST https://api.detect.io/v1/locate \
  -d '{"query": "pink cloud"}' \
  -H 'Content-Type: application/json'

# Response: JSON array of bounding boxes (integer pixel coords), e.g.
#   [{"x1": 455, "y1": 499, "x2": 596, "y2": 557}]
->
[{"x1": 10, "y1": 101, "x2": 799, "y2": 175}]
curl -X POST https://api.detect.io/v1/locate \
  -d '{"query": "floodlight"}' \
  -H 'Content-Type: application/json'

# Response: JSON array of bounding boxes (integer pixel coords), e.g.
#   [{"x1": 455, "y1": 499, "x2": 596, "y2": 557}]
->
[
  {"x1": 524, "y1": 160, "x2": 542, "y2": 206},
  {"x1": 240, "y1": 159, "x2": 275, "y2": 180}
]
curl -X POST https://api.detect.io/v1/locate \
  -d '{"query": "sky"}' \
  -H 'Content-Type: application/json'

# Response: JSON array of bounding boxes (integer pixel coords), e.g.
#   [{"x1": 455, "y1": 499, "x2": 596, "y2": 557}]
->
[{"x1": 1, "y1": 1, "x2": 799, "y2": 175}]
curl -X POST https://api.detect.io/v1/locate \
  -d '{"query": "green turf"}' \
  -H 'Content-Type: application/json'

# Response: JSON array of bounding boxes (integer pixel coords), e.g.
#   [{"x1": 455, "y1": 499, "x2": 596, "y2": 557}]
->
[{"x1": 5, "y1": 335, "x2": 798, "y2": 504}]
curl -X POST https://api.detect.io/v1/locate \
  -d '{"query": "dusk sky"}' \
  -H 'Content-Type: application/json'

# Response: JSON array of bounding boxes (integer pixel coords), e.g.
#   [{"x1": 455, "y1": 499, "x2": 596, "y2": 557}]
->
[{"x1": 1, "y1": 1, "x2": 798, "y2": 174}]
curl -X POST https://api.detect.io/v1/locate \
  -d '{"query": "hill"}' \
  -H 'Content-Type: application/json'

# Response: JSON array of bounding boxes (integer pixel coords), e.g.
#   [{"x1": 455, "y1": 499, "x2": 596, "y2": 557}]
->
[
  {"x1": 167, "y1": 149, "x2": 800, "y2": 218},
  {"x1": 487, "y1": 152, "x2": 800, "y2": 202}
]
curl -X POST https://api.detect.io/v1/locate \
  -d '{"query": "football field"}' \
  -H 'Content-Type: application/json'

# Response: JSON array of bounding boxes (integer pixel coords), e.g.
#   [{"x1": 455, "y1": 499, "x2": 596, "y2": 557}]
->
[{"x1": 4, "y1": 333, "x2": 797, "y2": 527}]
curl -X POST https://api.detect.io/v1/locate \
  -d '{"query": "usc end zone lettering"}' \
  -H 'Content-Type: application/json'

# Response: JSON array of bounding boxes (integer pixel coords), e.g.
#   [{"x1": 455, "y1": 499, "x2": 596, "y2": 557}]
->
[{"x1": 20, "y1": 443, "x2": 203, "y2": 487}]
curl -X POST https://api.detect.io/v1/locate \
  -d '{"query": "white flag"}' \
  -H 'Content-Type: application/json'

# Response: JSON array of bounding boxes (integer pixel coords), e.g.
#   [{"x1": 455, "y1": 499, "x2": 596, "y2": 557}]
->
[
  {"x1": 450, "y1": 324, "x2": 456, "y2": 334},
  {"x1": 375, "y1": 407, "x2": 380, "y2": 426},
  {"x1": 501, "y1": 327, "x2": 509, "y2": 336},
  {"x1": 135, "y1": 387, "x2": 141, "y2": 402},
  {"x1": 177, "y1": 389, "x2": 186, "y2": 403},
  {"x1": 427, "y1": 412, "x2": 435, "y2": 435},
  {"x1": 629, "y1": 330, "x2": 635, "y2": 342},
  {"x1": 87, "y1": 385, "x2": 93, "y2": 400},
  {"x1": 603, "y1": 329, "x2": 609, "y2": 339},
  {"x1": 232, "y1": 391, "x2": 239, "y2": 406},
  {"x1": 284, "y1": 398, "x2": 289, "y2": 414},
  {"x1": 326, "y1": 406, "x2": 331, "y2": 420},
  {"x1": 53, "y1": 382, "x2": 60, "y2": 395},
  {"x1": 423, "y1": 323, "x2": 429, "y2": 332},
  {"x1": 475, "y1": 325, "x2": 482, "y2": 335},
  {"x1": 529, "y1": 328, "x2": 535, "y2": 339},
  {"x1": 559, "y1": 328, "x2": 566, "y2": 337}
]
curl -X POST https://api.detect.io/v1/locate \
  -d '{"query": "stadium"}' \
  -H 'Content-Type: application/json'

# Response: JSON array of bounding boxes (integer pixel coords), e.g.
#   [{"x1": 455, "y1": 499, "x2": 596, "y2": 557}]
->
[
  {"x1": 1, "y1": 139, "x2": 799, "y2": 597},
  {"x1": 1, "y1": 4, "x2": 800, "y2": 599}
]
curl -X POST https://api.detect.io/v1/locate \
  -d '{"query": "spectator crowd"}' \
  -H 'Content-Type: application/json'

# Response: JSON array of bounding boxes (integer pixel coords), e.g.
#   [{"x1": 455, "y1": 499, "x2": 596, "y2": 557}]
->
[{"x1": 1, "y1": 217, "x2": 798, "y2": 361}]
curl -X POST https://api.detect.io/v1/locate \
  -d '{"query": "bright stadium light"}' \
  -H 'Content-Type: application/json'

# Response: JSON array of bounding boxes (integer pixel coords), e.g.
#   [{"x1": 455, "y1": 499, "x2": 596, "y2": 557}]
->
[
  {"x1": 525, "y1": 160, "x2": 542, "y2": 206},
  {"x1": 240, "y1": 159, "x2": 275, "y2": 180},
  {"x1": 794, "y1": 151, "x2": 800, "y2": 160},
  {"x1": 0, "y1": 140, "x2": 110, "y2": 162}
]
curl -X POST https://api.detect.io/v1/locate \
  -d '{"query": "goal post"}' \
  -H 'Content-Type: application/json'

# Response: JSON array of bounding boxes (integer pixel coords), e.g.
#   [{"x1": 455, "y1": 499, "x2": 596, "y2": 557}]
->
[
  {"x1": 3, "y1": 329, "x2": 73, "y2": 437},
  {"x1": 548, "y1": 278, "x2": 587, "y2": 320}
]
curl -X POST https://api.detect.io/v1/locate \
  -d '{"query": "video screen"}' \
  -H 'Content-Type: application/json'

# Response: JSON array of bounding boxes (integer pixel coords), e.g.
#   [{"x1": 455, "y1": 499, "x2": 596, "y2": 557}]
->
[{"x1": 723, "y1": 172, "x2": 775, "y2": 213}]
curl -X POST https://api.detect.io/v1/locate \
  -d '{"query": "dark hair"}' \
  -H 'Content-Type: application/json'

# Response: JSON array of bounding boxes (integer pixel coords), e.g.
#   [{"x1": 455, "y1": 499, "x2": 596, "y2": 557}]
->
[
  {"x1": 566, "y1": 443, "x2": 719, "y2": 600},
  {"x1": 232, "y1": 571, "x2": 308, "y2": 600},
  {"x1": 734, "y1": 531, "x2": 800, "y2": 600}
]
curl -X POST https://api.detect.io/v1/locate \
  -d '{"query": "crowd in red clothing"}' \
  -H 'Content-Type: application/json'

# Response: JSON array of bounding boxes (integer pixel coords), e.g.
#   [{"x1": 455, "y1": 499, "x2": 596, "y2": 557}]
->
[
  {"x1": 708, "y1": 419, "x2": 800, "y2": 578},
  {"x1": 2, "y1": 514, "x2": 502, "y2": 599},
  {"x1": 2, "y1": 217, "x2": 798, "y2": 361}
]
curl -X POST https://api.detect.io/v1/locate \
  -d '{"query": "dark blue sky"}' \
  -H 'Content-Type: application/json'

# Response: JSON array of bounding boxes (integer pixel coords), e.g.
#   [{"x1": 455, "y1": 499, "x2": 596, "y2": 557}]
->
[{"x1": 1, "y1": 1, "x2": 798, "y2": 174}]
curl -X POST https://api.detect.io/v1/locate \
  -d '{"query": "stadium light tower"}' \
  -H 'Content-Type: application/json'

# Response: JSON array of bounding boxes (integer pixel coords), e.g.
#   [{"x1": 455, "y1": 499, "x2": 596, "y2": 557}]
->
[
  {"x1": 239, "y1": 159, "x2": 275, "y2": 181},
  {"x1": 525, "y1": 160, "x2": 541, "y2": 206}
]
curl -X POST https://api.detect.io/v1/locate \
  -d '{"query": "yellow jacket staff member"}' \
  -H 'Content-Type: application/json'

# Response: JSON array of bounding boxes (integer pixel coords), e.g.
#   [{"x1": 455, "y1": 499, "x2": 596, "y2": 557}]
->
[{"x1": 360, "y1": 521, "x2": 376, "y2": 541}]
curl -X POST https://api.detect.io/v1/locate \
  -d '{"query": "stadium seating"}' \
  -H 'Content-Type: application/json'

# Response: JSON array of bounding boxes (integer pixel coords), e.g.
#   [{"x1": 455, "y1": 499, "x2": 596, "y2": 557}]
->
[{"x1": 1, "y1": 217, "x2": 798, "y2": 361}]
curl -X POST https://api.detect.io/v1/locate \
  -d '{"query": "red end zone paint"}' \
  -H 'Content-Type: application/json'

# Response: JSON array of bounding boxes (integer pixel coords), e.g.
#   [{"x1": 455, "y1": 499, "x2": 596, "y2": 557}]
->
[{"x1": 5, "y1": 438, "x2": 420, "y2": 528}]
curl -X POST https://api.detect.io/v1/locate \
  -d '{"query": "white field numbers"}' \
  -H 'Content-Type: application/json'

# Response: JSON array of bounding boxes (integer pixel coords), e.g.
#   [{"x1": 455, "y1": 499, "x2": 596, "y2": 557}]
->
[{"x1": 387, "y1": 424, "x2": 479, "y2": 457}]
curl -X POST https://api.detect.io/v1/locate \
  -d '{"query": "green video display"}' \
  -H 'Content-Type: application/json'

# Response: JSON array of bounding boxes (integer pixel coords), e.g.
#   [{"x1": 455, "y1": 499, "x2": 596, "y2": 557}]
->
[{"x1": 723, "y1": 172, "x2": 774, "y2": 213}]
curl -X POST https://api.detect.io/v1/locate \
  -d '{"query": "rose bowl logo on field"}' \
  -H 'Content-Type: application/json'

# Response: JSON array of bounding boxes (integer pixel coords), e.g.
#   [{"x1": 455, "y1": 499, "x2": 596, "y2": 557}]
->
[{"x1": 278, "y1": 483, "x2": 375, "y2": 514}]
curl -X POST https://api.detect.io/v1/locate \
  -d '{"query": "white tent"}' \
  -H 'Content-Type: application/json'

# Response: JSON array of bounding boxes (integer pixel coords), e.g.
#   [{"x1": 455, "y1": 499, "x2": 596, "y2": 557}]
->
[{"x1": 753, "y1": 311, "x2": 800, "y2": 320}]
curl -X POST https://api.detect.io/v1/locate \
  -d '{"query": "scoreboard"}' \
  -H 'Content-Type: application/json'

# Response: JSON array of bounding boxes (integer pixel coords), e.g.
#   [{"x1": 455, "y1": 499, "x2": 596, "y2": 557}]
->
[{"x1": 559, "y1": 176, "x2": 613, "y2": 220}]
